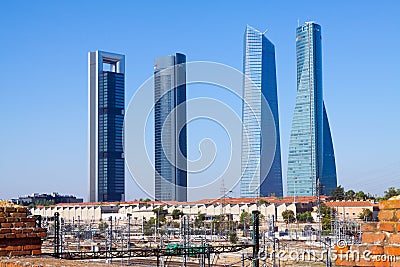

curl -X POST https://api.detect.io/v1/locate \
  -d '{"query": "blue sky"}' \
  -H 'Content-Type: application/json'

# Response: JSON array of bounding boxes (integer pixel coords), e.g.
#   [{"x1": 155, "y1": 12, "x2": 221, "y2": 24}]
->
[{"x1": 0, "y1": 1, "x2": 399, "y2": 201}]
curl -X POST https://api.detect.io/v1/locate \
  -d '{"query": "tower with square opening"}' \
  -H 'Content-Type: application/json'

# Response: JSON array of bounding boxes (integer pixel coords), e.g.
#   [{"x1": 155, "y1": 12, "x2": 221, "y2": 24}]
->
[{"x1": 88, "y1": 51, "x2": 125, "y2": 202}]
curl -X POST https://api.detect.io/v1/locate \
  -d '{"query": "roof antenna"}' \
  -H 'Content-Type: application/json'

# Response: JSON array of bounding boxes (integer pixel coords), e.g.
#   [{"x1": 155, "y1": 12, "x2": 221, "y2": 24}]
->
[
  {"x1": 297, "y1": 18, "x2": 300, "y2": 27},
  {"x1": 263, "y1": 29, "x2": 268, "y2": 35}
]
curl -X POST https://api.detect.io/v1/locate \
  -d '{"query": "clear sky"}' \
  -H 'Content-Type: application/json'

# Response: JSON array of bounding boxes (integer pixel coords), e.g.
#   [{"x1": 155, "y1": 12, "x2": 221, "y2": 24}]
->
[{"x1": 1, "y1": 1, "x2": 399, "y2": 201}]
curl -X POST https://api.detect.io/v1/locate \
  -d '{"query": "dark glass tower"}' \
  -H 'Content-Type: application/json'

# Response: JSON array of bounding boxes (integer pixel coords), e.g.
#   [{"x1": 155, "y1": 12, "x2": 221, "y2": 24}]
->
[
  {"x1": 154, "y1": 53, "x2": 187, "y2": 202},
  {"x1": 241, "y1": 25, "x2": 283, "y2": 197},
  {"x1": 287, "y1": 22, "x2": 337, "y2": 196},
  {"x1": 89, "y1": 51, "x2": 125, "y2": 202}
]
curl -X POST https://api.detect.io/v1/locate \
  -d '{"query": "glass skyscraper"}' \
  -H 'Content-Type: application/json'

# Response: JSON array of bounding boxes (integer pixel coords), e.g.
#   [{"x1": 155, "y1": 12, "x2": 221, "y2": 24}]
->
[
  {"x1": 88, "y1": 51, "x2": 125, "y2": 202},
  {"x1": 287, "y1": 22, "x2": 337, "y2": 197},
  {"x1": 154, "y1": 53, "x2": 187, "y2": 202},
  {"x1": 241, "y1": 25, "x2": 283, "y2": 198}
]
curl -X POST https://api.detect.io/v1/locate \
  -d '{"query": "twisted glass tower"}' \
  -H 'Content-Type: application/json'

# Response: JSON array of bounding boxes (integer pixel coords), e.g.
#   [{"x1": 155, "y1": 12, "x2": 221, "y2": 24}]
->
[
  {"x1": 287, "y1": 22, "x2": 337, "y2": 197},
  {"x1": 154, "y1": 53, "x2": 187, "y2": 202},
  {"x1": 241, "y1": 25, "x2": 283, "y2": 198}
]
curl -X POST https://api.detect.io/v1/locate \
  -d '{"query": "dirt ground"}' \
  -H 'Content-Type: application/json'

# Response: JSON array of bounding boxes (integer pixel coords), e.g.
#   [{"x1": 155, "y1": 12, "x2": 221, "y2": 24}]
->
[{"x1": 0, "y1": 256, "x2": 125, "y2": 267}]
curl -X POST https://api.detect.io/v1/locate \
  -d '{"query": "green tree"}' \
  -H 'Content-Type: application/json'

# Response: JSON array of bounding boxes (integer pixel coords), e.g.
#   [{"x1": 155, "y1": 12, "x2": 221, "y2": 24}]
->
[
  {"x1": 258, "y1": 199, "x2": 270, "y2": 205},
  {"x1": 143, "y1": 217, "x2": 156, "y2": 235},
  {"x1": 153, "y1": 206, "x2": 168, "y2": 224},
  {"x1": 383, "y1": 187, "x2": 400, "y2": 200},
  {"x1": 98, "y1": 221, "x2": 108, "y2": 231},
  {"x1": 171, "y1": 209, "x2": 184, "y2": 220},
  {"x1": 212, "y1": 215, "x2": 226, "y2": 234},
  {"x1": 229, "y1": 232, "x2": 238, "y2": 244},
  {"x1": 319, "y1": 203, "x2": 334, "y2": 232},
  {"x1": 238, "y1": 211, "x2": 252, "y2": 230},
  {"x1": 344, "y1": 189, "x2": 356, "y2": 201},
  {"x1": 355, "y1": 191, "x2": 367, "y2": 201},
  {"x1": 239, "y1": 212, "x2": 251, "y2": 224},
  {"x1": 296, "y1": 211, "x2": 314, "y2": 223},
  {"x1": 330, "y1": 186, "x2": 345, "y2": 201},
  {"x1": 194, "y1": 212, "x2": 205, "y2": 228},
  {"x1": 282, "y1": 210, "x2": 295, "y2": 224},
  {"x1": 358, "y1": 208, "x2": 373, "y2": 221}
]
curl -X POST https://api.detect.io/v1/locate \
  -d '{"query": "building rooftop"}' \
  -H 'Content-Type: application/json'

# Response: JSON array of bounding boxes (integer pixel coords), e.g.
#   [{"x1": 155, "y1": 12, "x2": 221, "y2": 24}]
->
[
  {"x1": 39, "y1": 196, "x2": 328, "y2": 208},
  {"x1": 325, "y1": 200, "x2": 378, "y2": 207}
]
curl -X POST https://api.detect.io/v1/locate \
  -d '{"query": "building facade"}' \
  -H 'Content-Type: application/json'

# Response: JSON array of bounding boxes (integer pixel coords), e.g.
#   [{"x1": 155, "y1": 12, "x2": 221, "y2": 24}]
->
[
  {"x1": 287, "y1": 22, "x2": 337, "y2": 197},
  {"x1": 88, "y1": 51, "x2": 125, "y2": 202},
  {"x1": 12, "y1": 192, "x2": 83, "y2": 206},
  {"x1": 154, "y1": 53, "x2": 187, "y2": 202},
  {"x1": 241, "y1": 25, "x2": 283, "y2": 198},
  {"x1": 30, "y1": 198, "x2": 312, "y2": 223}
]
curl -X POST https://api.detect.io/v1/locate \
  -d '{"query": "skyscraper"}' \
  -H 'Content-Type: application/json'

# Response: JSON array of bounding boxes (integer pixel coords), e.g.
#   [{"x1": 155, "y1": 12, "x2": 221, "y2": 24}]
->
[
  {"x1": 241, "y1": 25, "x2": 283, "y2": 198},
  {"x1": 88, "y1": 51, "x2": 125, "y2": 202},
  {"x1": 154, "y1": 53, "x2": 187, "y2": 202},
  {"x1": 287, "y1": 22, "x2": 337, "y2": 197}
]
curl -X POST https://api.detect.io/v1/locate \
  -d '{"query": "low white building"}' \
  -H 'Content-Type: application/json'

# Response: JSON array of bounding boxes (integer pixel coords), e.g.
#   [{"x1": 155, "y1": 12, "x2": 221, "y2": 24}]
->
[{"x1": 30, "y1": 199, "x2": 314, "y2": 223}]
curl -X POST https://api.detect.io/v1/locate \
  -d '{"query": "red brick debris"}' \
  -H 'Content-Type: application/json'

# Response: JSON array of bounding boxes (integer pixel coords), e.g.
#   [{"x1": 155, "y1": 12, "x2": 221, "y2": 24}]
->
[
  {"x1": 0, "y1": 201, "x2": 47, "y2": 257},
  {"x1": 336, "y1": 197, "x2": 400, "y2": 267}
]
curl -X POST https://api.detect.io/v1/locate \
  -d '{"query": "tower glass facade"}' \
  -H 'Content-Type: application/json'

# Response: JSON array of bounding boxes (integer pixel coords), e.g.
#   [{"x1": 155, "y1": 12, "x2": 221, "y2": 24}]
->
[
  {"x1": 287, "y1": 22, "x2": 337, "y2": 197},
  {"x1": 154, "y1": 53, "x2": 187, "y2": 202},
  {"x1": 89, "y1": 51, "x2": 125, "y2": 202},
  {"x1": 241, "y1": 25, "x2": 283, "y2": 198}
]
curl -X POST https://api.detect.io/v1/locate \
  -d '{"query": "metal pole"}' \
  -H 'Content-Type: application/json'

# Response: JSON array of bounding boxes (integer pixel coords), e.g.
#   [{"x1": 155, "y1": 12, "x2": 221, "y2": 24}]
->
[
  {"x1": 142, "y1": 216, "x2": 145, "y2": 234},
  {"x1": 109, "y1": 217, "x2": 113, "y2": 250},
  {"x1": 59, "y1": 219, "x2": 62, "y2": 254},
  {"x1": 244, "y1": 217, "x2": 246, "y2": 237},
  {"x1": 90, "y1": 217, "x2": 93, "y2": 246},
  {"x1": 252, "y1": 210, "x2": 260, "y2": 267},
  {"x1": 184, "y1": 215, "x2": 187, "y2": 267},
  {"x1": 277, "y1": 239, "x2": 280, "y2": 267},
  {"x1": 109, "y1": 216, "x2": 113, "y2": 264},
  {"x1": 211, "y1": 220, "x2": 213, "y2": 242},
  {"x1": 326, "y1": 241, "x2": 329, "y2": 267},
  {"x1": 317, "y1": 177, "x2": 322, "y2": 247},
  {"x1": 207, "y1": 247, "x2": 211, "y2": 267},
  {"x1": 201, "y1": 236, "x2": 204, "y2": 267},
  {"x1": 327, "y1": 237, "x2": 332, "y2": 267},
  {"x1": 77, "y1": 216, "x2": 81, "y2": 251},
  {"x1": 54, "y1": 212, "x2": 60, "y2": 257},
  {"x1": 157, "y1": 208, "x2": 160, "y2": 241},
  {"x1": 154, "y1": 217, "x2": 157, "y2": 244},
  {"x1": 127, "y1": 213, "x2": 131, "y2": 251},
  {"x1": 273, "y1": 238, "x2": 276, "y2": 267}
]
